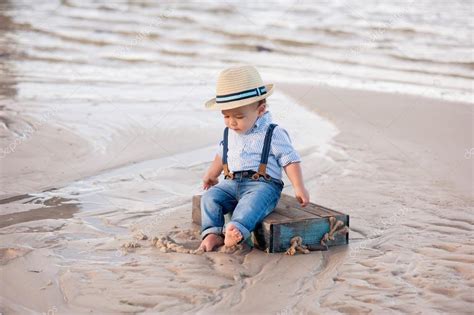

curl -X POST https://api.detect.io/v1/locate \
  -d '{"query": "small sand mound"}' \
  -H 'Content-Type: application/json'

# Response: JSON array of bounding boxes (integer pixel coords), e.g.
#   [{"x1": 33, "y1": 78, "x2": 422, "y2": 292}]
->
[{"x1": 152, "y1": 235, "x2": 201, "y2": 254}]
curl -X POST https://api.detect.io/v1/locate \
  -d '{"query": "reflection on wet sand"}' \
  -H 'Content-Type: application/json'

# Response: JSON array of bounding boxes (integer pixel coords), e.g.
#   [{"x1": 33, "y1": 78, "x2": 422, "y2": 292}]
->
[{"x1": 0, "y1": 196, "x2": 78, "y2": 228}]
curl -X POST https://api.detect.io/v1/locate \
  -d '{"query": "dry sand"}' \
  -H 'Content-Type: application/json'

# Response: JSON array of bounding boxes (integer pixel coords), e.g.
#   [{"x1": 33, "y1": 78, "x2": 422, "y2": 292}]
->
[{"x1": 1, "y1": 84, "x2": 473, "y2": 314}]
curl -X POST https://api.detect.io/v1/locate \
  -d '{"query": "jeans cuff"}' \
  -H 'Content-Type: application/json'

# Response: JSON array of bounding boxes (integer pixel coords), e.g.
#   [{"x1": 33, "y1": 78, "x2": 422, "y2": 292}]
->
[
  {"x1": 201, "y1": 227, "x2": 223, "y2": 240},
  {"x1": 226, "y1": 220, "x2": 251, "y2": 241}
]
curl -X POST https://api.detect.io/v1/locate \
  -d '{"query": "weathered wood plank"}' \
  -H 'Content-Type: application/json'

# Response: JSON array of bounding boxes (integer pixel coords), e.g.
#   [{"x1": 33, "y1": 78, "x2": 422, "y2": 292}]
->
[
  {"x1": 272, "y1": 204, "x2": 317, "y2": 221},
  {"x1": 253, "y1": 221, "x2": 272, "y2": 251},
  {"x1": 279, "y1": 194, "x2": 344, "y2": 217},
  {"x1": 263, "y1": 211, "x2": 295, "y2": 224},
  {"x1": 271, "y1": 215, "x2": 349, "y2": 252},
  {"x1": 298, "y1": 206, "x2": 333, "y2": 218}
]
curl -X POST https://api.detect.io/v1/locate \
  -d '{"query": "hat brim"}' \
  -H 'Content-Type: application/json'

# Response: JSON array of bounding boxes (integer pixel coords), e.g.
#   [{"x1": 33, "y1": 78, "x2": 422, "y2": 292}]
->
[{"x1": 205, "y1": 84, "x2": 274, "y2": 111}]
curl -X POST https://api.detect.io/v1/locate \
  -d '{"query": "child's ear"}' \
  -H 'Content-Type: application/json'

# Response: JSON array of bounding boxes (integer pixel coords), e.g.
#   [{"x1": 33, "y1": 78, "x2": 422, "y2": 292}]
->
[{"x1": 258, "y1": 100, "x2": 266, "y2": 115}]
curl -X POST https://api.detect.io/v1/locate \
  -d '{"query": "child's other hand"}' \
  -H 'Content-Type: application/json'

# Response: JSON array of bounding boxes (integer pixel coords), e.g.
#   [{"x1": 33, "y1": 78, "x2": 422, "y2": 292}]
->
[
  {"x1": 203, "y1": 175, "x2": 219, "y2": 190},
  {"x1": 294, "y1": 186, "x2": 310, "y2": 207}
]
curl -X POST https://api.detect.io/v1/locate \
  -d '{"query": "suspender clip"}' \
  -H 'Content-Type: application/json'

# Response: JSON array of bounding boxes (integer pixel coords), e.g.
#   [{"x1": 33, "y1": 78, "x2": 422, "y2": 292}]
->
[
  {"x1": 251, "y1": 163, "x2": 272, "y2": 181},
  {"x1": 223, "y1": 163, "x2": 234, "y2": 179}
]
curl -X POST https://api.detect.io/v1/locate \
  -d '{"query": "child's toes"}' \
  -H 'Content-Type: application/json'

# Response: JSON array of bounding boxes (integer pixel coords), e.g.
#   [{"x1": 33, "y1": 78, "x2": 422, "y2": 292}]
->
[{"x1": 224, "y1": 224, "x2": 243, "y2": 247}]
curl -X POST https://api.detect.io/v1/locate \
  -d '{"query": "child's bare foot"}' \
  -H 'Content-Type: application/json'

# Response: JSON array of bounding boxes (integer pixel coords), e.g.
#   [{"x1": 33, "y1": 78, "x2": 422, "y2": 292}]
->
[
  {"x1": 198, "y1": 233, "x2": 224, "y2": 252},
  {"x1": 224, "y1": 223, "x2": 243, "y2": 247}
]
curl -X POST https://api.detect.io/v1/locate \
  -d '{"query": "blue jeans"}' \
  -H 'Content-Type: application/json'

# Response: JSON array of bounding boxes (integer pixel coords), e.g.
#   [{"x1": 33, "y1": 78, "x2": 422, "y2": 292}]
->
[{"x1": 201, "y1": 175, "x2": 284, "y2": 241}]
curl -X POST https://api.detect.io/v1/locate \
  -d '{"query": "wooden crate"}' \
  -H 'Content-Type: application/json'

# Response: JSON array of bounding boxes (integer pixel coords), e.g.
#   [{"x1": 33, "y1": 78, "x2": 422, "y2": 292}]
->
[{"x1": 192, "y1": 194, "x2": 349, "y2": 253}]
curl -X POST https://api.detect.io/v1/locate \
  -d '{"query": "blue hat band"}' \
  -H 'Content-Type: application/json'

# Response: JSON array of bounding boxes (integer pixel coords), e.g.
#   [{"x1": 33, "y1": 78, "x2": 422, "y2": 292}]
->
[{"x1": 216, "y1": 86, "x2": 267, "y2": 104}]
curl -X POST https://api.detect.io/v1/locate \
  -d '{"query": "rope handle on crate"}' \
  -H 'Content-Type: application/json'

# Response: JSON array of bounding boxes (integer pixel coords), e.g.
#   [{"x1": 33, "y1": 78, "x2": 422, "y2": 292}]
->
[{"x1": 285, "y1": 216, "x2": 349, "y2": 256}]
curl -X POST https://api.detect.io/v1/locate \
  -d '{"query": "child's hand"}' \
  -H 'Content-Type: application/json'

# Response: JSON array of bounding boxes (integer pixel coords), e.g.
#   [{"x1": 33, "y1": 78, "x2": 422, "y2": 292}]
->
[
  {"x1": 294, "y1": 186, "x2": 310, "y2": 207},
  {"x1": 203, "y1": 175, "x2": 219, "y2": 190}
]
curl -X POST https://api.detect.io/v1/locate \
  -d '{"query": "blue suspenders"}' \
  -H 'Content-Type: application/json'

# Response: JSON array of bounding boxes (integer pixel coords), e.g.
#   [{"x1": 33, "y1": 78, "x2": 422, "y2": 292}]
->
[
  {"x1": 222, "y1": 123, "x2": 278, "y2": 180},
  {"x1": 222, "y1": 127, "x2": 231, "y2": 178}
]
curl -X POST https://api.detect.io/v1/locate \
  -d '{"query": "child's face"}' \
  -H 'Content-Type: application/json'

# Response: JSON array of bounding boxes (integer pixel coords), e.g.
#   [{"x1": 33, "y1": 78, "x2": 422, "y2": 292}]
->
[{"x1": 221, "y1": 101, "x2": 266, "y2": 134}]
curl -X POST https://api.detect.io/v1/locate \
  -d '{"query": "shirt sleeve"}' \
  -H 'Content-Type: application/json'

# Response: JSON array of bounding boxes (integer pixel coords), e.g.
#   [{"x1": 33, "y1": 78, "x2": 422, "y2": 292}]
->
[
  {"x1": 215, "y1": 140, "x2": 224, "y2": 158},
  {"x1": 271, "y1": 126, "x2": 301, "y2": 167}
]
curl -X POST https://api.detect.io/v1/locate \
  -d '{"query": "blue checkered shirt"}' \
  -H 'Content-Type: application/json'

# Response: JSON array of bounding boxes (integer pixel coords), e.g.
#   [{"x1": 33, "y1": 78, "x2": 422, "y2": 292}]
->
[{"x1": 216, "y1": 111, "x2": 301, "y2": 180}]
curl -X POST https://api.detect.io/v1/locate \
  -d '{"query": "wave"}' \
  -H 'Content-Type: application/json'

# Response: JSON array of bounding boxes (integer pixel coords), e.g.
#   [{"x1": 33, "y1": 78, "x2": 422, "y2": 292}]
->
[{"x1": 388, "y1": 52, "x2": 474, "y2": 68}]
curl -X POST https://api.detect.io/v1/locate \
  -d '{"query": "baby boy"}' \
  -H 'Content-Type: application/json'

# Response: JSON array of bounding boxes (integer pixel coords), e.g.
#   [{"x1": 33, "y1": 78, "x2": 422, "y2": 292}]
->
[{"x1": 198, "y1": 65, "x2": 310, "y2": 252}]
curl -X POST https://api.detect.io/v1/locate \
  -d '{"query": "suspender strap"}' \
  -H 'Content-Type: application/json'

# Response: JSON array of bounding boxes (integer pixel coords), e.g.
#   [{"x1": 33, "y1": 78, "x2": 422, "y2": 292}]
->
[
  {"x1": 222, "y1": 127, "x2": 234, "y2": 179},
  {"x1": 252, "y1": 123, "x2": 277, "y2": 181},
  {"x1": 260, "y1": 123, "x2": 277, "y2": 165}
]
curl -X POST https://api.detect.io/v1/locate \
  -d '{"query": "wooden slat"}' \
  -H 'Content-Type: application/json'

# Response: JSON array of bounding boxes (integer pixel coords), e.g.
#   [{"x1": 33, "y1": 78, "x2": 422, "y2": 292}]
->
[
  {"x1": 262, "y1": 211, "x2": 295, "y2": 224},
  {"x1": 279, "y1": 194, "x2": 342, "y2": 217},
  {"x1": 253, "y1": 221, "x2": 272, "y2": 251},
  {"x1": 298, "y1": 206, "x2": 332, "y2": 218},
  {"x1": 312, "y1": 204, "x2": 346, "y2": 216},
  {"x1": 299, "y1": 206, "x2": 348, "y2": 220},
  {"x1": 272, "y1": 205, "x2": 317, "y2": 221}
]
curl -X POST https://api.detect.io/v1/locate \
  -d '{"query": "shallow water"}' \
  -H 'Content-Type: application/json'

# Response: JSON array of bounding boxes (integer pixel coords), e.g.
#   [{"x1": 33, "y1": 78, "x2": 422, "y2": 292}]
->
[
  {"x1": 2, "y1": 0, "x2": 472, "y2": 106},
  {"x1": 1, "y1": 0, "x2": 472, "y2": 162}
]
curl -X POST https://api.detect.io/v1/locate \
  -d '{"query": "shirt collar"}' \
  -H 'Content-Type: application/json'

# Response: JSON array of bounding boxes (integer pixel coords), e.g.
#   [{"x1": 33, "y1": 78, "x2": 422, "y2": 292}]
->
[{"x1": 245, "y1": 111, "x2": 272, "y2": 135}]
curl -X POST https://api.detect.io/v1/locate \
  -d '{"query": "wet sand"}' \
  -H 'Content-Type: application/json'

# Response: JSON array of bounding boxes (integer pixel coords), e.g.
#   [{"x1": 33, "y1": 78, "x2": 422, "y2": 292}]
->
[{"x1": 1, "y1": 84, "x2": 472, "y2": 314}]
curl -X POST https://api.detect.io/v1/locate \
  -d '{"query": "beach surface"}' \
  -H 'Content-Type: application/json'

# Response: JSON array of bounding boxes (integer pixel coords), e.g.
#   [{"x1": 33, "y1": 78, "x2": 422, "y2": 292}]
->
[{"x1": 1, "y1": 84, "x2": 472, "y2": 314}]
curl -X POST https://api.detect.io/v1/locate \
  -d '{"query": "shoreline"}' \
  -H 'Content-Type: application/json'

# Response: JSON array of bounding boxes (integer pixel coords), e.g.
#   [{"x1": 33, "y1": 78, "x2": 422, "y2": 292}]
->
[{"x1": 279, "y1": 83, "x2": 472, "y2": 197}]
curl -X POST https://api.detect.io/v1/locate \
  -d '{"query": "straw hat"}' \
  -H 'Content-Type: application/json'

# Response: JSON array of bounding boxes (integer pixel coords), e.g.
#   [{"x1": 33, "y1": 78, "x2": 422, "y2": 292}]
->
[{"x1": 205, "y1": 65, "x2": 274, "y2": 110}]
